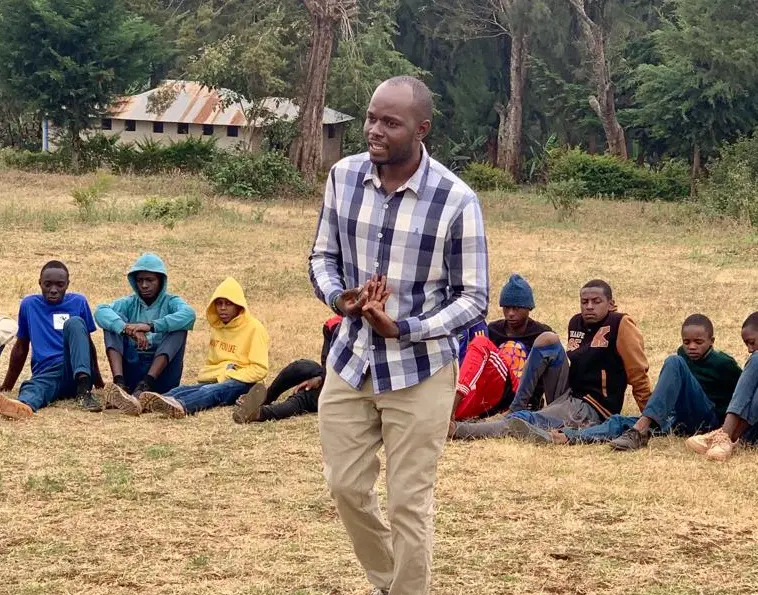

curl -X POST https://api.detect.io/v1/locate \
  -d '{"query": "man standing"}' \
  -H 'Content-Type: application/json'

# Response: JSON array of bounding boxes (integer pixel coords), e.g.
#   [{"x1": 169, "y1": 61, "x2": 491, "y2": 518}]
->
[{"x1": 309, "y1": 76, "x2": 488, "y2": 595}]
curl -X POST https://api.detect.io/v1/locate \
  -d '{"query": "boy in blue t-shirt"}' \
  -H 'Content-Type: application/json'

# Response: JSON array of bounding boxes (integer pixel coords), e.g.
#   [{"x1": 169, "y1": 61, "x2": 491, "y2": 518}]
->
[{"x1": 0, "y1": 261, "x2": 103, "y2": 419}]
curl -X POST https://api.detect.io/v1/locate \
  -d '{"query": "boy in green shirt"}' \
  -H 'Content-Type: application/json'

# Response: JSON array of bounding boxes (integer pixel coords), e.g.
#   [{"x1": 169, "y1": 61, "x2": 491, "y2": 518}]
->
[{"x1": 550, "y1": 314, "x2": 742, "y2": 450}]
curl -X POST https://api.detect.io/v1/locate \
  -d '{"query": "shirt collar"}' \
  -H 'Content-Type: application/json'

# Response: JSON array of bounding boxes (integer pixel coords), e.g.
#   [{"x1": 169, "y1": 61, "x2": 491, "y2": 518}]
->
[{"x1": 363, "y1": 144, "x2": 430, "y2": 197}]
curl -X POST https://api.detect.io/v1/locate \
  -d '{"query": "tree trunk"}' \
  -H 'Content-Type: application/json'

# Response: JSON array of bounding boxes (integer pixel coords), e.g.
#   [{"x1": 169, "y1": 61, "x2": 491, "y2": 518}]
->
[
  {"x1": 291, "y1": 0, "x2": 356, "y2": 184},
  {"x1": 690, "y1": 142, "x2": 701, "y2": 197},
  {"x1": 568, "y1": 0, "x2": 627, "y2": 159},
  {"x1": 495, "y1": 31, "x2": 529, "y2": 180},
  {"x1": 70, "y1": 126, "x2": 81, "y2": 171}
]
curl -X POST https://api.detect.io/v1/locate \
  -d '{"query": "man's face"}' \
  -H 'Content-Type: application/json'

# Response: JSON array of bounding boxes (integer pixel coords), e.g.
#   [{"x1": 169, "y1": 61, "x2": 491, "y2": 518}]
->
[
  {"x1": 363, "y1": 83, "x2": 428, "y2": 166},
  {"x1": 580, "y1": 287, "x2": 611, "y2": 324},
  {"x1": 742, "y1": 326, "x2": 758, "y2": 354},
  {"x1": 502, "y1": 306, "x2": 530, "y2": 331},
  {"x1": 214, "y1": 298, "x2": 241, "y2": 325},
  {"x1": 135, "y1": 272, "x2": 161, "y2": 302},
  {"x1": 681, "y1": 325, "x2": 713, "y2": 361},
  {"x1": 39, "y1": 268, "x2": 69, "y2": 305}
]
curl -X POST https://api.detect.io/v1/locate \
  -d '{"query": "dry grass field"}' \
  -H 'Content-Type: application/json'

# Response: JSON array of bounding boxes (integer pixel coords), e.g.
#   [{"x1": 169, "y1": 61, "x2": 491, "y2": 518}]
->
[{"x1": 1, "y1": 169, "x2": 758, "y2": 595}]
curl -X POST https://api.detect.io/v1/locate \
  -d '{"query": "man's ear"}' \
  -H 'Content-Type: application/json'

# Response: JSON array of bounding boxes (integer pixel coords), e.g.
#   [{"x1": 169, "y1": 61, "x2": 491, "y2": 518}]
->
[
  {"x1": 608, "y1": 299, "x2": 618, "y2": 312},
  {"x1": 416, "y1": 120, "x2": 431, "y2": 141}
]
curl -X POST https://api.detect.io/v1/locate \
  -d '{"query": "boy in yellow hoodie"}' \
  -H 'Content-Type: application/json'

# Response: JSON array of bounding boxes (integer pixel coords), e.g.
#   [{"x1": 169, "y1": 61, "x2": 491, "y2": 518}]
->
[{"x1": 143, "y1": 277, "x2": 269, "y2": 418}]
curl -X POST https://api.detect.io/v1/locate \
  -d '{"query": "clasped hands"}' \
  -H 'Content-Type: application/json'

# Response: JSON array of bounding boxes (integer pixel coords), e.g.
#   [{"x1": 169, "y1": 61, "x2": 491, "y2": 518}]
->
[
  {"x1": 336, "y1": 274, "x2": 400, "y2": 339},
  {"x1": 123, "y1": 322, "x2": 151, "y2": 350}
]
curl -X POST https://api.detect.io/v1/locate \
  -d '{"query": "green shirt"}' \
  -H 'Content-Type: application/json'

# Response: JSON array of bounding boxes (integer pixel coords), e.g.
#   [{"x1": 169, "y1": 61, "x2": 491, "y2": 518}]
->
[{"x1": 676, "y1": 346, "x2": 742, "y2": 419}]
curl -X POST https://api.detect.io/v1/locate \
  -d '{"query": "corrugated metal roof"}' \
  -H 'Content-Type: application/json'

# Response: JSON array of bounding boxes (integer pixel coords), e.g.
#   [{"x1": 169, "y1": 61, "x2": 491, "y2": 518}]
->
[{"x1": 108, "y1": 80, "x2": 354, "y2": 126}]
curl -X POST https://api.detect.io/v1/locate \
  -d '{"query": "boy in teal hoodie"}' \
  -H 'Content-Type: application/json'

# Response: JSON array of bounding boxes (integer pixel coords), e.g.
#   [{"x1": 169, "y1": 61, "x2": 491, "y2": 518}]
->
[{"x1": 95, "y1": 253, "x2": 196, "y2": 413}]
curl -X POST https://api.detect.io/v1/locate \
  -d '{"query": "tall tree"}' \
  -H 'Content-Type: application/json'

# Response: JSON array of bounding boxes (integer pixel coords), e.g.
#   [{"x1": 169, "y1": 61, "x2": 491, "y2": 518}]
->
[
  {"x1": 629, "y1": 0, "x2": 758, "y2": 174},
  {"x1": 290, "y1": 0, "x2": 358, "y2": 183},
  {"x1": 430, "y1": 0, "x2": 552, "y2": 178},
  {"x1": 0, "y1": 0, "x2": 160, "y2": 168},
  {"x1": 566, "y1": 0, "x2": 627, "y2": 158}
]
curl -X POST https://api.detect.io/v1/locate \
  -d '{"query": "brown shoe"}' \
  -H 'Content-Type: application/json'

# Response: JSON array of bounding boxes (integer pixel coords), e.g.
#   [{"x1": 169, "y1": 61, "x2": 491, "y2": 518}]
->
[
  {"x1": 685, "y1": 429, "x2": 721, "y2": 456},
  {"x1": 705, "y1": 429, "x2": 738, "y2": 462},
  {"x1": 103, "y1": 382, "x2": 142, "y2": 416},
  {"x1": 0, "y1": 395, "x2": 33, "y2": 420},
  {"x1": 232, "y1": 383, "x2": 267, "y2": 424},
  {"x1": 150, "y1": 395, "x2": 186, "y2": 419},
  {"x1": 138, "y1": 391, "x2": 161, "y2": 413}
]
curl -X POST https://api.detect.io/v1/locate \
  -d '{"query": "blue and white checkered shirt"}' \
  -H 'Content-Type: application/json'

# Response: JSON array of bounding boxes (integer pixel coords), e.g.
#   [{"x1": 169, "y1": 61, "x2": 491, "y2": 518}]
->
[{"x1": 309, "y1": 147, "x2": 489, "y2": 393}]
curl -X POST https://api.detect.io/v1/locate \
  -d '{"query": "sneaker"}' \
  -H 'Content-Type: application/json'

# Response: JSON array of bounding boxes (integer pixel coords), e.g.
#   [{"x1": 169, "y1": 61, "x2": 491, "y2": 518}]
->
[
  {"x1": 0, "y1": 395, "x2": 33, "y2": 420},
  {"x1": 150, "y1": 395, "x2": 186, "y2": 419},
  {"x1": 685, "y1": 429, "x2": 721, "y2": 456},
  {"x1": 610, "y1": 428, "x2": 650, "y2": 451},
  {"x1": 500, "y1": 417, "x2": 553, "y2": 444},
  {"x1": 232, "y1": 383, "x2": 267, "y2": 424},
  {"x1": 138, "y1": 391, "x2": 161, "y2": 412},
  {"x1": 78, "y1": 390, "x2": 103, "y2": 412},
  {"x1": 705, "y1": 429, "x2": 738, "y2": 462},
  {"x1": 103, "y1": 382, "x2": 142, "y2": 416}
]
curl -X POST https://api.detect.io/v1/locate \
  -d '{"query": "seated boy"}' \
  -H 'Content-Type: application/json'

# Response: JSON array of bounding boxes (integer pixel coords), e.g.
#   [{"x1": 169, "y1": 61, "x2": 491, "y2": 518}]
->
[
  {"x1": 454, "y1": 274, "x2": 552, "y2": 420},
  {"x1": 686, "y1": 312, "x2": 758, "y2": 461},
  {"x1": 549, "y1": 314, "x2": 742, "y2": 450},
  {"x1": 0, "y1": 261, "x2": 103, "y2": 419},
  {"x1": 95, "y1": 253, "x2": 195, "y2": 414},
  {"x1": 236, "y1": 315, "x2": 342, "y2": 423},
  {"x1": 450, "y1": 279, "x2": 651, "y2": 440},
  {"x1": 139, "y1": 277, "x2": 269, "y2": 418}
]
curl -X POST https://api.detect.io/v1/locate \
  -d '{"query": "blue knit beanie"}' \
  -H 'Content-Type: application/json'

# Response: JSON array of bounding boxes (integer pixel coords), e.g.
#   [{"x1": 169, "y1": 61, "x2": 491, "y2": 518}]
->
[{"x1": 499, "y1": 274, "x2": 535, "y2": 309}]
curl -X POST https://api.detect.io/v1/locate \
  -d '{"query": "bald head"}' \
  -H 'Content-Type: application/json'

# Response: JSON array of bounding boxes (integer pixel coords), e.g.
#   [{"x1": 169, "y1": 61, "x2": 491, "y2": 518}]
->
[{"x1": 379, "y1": 76, "x2": 433, "y2": 123}]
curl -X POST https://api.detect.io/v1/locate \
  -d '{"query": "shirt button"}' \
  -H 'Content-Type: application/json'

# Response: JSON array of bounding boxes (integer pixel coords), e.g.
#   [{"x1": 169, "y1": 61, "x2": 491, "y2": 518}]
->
[
  {"x1": 383, "y1": 204, "x2": 389, "y2": 210},
  {"x1": 377, "y1": 233, "x2": 383, "y2": 239},
  {"x1": 371, "y1": 345, "x2": 376, "y2": 351},
  {"x1": 374, "y1": 261, "x2": 379, "y2": 268}
]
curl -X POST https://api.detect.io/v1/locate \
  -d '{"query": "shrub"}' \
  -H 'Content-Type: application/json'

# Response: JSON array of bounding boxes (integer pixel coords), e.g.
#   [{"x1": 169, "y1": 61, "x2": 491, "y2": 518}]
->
[
  {"x1": 71, "y1": 173, "x2": 113, "y2": 221},
  {"x1": 543, "y1": 178, "x2": 586, "y2": 220},
  {"x1": 548, "y1": 148, "x2": 689, "y2": 202},
  {"x1": 460, "y1": 162, "x2": 516, "y2": 192},
  {"x1": 698, "y1": 133, "x2": 758, "y2": 225},
  {"x1": 205, "y1": 150, "x2": 310, "y2": 198},
  {"x1": 141, "y1": 195, "x2": 203, "y2": 228}
]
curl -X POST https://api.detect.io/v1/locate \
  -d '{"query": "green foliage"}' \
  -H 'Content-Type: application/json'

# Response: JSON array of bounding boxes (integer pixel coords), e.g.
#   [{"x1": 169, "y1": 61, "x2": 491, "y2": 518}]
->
[
  {"x1": 141, "y1": 195, "x2": 202, "y2": 229},
  {"x1": 460, "y1": 163, "x2": 516, "y2": 192},
  {"x1": 548, "y1": 148, "x2": 689, "y2": 201},
  {"x1": 71, "y1": 173, "x2": 113, "y2": 222},
  {"x1": 543, "y1": 179, "x2": 586, "y2": 221},
  {"x1": 0, "y1": 0, "x2": 162, "y2": 167},
  {"x1": 698, "y1": 132, "x2": 758, "y2": 225},
  {"x1": 205, "y1": 150, "x2": 310, "y2": 199}
]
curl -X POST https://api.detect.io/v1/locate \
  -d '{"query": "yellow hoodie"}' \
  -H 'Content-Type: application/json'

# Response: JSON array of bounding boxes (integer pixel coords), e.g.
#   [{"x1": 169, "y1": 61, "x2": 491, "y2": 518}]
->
[{"x1": 197, "y1": 277, "x2": 269, "y2": 384}]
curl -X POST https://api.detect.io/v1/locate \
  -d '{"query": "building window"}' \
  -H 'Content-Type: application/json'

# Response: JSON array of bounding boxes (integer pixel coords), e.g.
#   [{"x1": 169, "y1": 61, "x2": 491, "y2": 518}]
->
[
  {"x1": 227, "y1": 126, "x2": 239, "y2": 138},
  {"x1": 153, "y1": 122, "x2": 164, "y2": 133},
  {"x1": 327, "y1": 124, "x2": 336, "y2": 139},
  {"x1": 203, "y1": 124, "x2": 214, "y2": 136},
  {"x1": 177, "y1": 123, "x2": 189, "y2": 135},
  {"x1": 125, "y1": 120, "x2": 136, "y2": 132},
  {"x1": 101, "y1": 118, "x2": 112, "y2": 131}
]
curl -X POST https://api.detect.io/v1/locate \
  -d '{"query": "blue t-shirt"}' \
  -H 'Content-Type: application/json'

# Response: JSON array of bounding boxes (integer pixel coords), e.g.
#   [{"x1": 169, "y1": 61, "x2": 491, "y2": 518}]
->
[{"x1": 17, "y1": 293, "x2": 96, "y2": 375}]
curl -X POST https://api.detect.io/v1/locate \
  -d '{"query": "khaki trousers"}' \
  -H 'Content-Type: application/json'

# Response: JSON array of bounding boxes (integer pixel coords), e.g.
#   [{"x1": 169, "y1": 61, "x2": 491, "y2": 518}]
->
[{"x1": 319, "y1": 362, "x2": 457, "y2": 595}]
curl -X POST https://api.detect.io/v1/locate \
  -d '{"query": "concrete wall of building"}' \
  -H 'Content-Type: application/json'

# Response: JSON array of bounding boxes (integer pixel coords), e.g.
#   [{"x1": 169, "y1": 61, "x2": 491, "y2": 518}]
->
[{"x1": 91, "y1": 118, "x2": 346, "y2": 167}]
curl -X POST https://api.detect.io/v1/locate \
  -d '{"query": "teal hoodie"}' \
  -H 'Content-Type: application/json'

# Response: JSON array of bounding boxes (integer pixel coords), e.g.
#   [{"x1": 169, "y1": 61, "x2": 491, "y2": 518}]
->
[{"x1": 95, "y1": 253, "x2": 196, "y2": 351}]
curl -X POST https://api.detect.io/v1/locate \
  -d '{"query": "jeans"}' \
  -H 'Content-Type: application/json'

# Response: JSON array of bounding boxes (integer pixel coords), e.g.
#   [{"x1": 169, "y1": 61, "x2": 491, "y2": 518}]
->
[
  {"x1": 726, "y1": 352, "x2": 758, "y2": 443},
  {"x1": 561, "y1": 415, "x2": 640, "y2": 444},
  {"x1": 104, "y1": 330, "x2": 186, "y2": 393},
  {"x1": 165, "y1": 379, "x2": 252, "y2": 415},
  {"x1": 18, "y1": 317, "x2": 92, "y2": 412},
  {"x1": 260, "y1": 358, "x2": 323, "y2": 421},
  {"x1": 641, "y1": 354, "x2": 719, "y2": 435}
]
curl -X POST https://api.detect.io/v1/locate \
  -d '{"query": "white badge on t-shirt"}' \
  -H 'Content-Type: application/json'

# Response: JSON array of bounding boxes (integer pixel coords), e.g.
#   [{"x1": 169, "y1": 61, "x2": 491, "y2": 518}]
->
[{"x1": 53, "y1": 313, "x2": 70, "y2": 330}]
